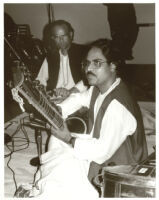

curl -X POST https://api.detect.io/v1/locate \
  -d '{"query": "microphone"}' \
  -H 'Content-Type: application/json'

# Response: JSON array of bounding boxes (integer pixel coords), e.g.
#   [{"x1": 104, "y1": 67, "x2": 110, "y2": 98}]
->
[{"x1": 23, "y1": 121, "x2": 50, "y2": 130}]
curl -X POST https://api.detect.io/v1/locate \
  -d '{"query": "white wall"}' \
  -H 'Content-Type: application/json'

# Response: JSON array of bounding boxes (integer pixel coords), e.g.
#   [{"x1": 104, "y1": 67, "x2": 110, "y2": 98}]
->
[
  {"x1": 4, "y1": 3, "x2": 155, "y2": 64},
  {"x1": 53, "y1": 3, "x2": 111, "y2": 43}
]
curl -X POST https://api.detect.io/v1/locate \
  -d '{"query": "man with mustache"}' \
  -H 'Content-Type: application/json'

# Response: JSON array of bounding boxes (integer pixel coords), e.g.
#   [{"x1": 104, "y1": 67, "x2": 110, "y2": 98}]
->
[
  {"x1": 53, "y1": 38, "x2": 148, "y2": 179},
  {"x1": 23, "y1": 39, "x2": 148, "y2": 198}
]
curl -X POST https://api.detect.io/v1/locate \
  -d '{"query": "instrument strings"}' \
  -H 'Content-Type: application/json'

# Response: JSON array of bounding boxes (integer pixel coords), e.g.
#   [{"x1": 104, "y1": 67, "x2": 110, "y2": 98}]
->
[{"x1": 5, "y1": 36, "x2": 64, "y2": 129}]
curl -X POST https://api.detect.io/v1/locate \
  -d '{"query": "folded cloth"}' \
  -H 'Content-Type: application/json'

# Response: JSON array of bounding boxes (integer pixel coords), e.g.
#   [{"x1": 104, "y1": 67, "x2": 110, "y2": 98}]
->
[{"x1": 21, "y1": 136, "x2": 99, "y2": 199}]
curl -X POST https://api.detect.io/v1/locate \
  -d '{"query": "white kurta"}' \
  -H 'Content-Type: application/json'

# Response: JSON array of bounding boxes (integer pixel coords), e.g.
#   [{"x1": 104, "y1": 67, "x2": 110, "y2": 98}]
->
[
  {"x1": 60, "y1": 78, "x2": 137, "y2": 167},
  {"x1": 56, "y1": 51, "x2": 75, "y2": 89},
  {"x1": 36, "y1": 52, "x2": 87, "y2": 92},
  {"x1": 31, "y1": 78, "x2": 136, "y2": 198}
]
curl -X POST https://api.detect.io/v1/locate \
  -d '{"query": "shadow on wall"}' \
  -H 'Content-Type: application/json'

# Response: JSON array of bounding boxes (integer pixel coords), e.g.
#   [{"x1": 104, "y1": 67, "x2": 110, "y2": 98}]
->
[
  {"x1": 104, "y1": 3, "x2": 139, "y2": 61},
  {"x1": 119, "y1": 64, "x2": 155, "y2": 102}
]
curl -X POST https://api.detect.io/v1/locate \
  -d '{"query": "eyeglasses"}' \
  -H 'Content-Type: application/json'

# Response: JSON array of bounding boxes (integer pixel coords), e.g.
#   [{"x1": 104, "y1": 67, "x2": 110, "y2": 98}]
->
[
  {"x1": 82, "y1": 59, "x2": 108, "y2": 70},
  {"x1": 51, "y1": 34, "x2": 69, "y2": 40}
]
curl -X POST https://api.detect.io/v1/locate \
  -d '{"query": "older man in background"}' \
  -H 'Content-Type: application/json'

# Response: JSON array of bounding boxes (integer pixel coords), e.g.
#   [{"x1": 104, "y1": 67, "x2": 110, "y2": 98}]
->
[{"x1": 36, "y1": 19, "x2": 88, "y2": 99}]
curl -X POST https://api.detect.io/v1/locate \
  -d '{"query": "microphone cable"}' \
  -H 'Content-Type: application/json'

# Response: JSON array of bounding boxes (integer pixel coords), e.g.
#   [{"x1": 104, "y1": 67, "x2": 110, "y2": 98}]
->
[{"x1": 6, "y1": 138, "x2": 18, "y2": 191}]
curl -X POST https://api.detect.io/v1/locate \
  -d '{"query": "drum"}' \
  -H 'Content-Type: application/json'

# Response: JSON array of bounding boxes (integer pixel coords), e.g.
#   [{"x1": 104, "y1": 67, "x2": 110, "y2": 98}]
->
[{"x1": 94, "y1": 152, "x2": 155, "y2": 198}]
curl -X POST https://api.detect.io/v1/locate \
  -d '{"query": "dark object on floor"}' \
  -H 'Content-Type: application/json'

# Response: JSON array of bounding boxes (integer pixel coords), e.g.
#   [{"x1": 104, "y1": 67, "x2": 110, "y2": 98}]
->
[
  {"x1": 4, "y1": 133, "x2": 12, "y2": 144},
  {"x1": 30, "y1": 157, "x2": 40, "y2": 166}
]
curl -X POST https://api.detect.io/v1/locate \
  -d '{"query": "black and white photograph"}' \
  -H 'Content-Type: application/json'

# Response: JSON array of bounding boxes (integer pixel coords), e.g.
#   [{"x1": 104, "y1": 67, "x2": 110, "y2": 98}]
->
[{"x1": 3, "y1": 2, "x2": 156, "y2": 198}]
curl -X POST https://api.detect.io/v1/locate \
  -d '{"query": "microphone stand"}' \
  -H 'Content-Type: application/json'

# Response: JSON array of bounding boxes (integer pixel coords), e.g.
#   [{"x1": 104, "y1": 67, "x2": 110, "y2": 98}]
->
[
  {"x1": 4, "y1": 37, "x2": 47, "y2": 166},
  {"x1": 23, "y1": 114, "x2": 49, "y2": 167},
  {"x1": 30, "y1": 127, "x2": 42, "y2": 167}
]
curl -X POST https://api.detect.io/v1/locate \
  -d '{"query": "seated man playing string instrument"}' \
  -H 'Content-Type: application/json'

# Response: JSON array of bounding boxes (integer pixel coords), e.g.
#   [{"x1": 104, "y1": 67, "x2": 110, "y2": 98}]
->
[{"x1": 15, "y1": 38, "x2": 148, "y2": 198}]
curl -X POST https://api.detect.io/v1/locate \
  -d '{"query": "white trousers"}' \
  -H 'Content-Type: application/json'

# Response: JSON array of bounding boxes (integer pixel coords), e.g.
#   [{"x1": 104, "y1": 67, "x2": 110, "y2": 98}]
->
[{"x1": 32, "y1": 135, "x2": 99, "y2": 199}]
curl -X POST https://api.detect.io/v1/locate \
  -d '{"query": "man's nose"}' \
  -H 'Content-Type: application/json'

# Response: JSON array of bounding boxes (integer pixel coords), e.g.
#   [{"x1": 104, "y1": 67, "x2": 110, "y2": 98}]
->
[
  {"x1": 87, "y1": 62, "x2": 94, "y2": 71},
  {"x1": 59, "y1": 36, "x2": 64, "y2": 41}
]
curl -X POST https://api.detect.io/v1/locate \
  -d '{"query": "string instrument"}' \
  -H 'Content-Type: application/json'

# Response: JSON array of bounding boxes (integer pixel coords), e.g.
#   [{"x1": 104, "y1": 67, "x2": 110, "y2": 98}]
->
[{"x1": 11, "y1": 62, "x2": 87, "y2": 134}]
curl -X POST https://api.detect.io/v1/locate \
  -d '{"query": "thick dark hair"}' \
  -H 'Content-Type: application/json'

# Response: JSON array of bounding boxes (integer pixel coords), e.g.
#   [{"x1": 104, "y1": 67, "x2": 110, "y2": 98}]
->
[{"x1": 86, "y1": 38, "x2": 124, "y2": 67}]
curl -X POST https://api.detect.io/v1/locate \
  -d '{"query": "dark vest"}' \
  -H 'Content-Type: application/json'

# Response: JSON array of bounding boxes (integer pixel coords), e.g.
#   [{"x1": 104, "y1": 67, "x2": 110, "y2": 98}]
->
[
  {"x1": 46, "y1": 43, "x2": 87, "y2": 91},
  {"x1": 88, "y1": 80, "x2": 148, "y2": 182}
]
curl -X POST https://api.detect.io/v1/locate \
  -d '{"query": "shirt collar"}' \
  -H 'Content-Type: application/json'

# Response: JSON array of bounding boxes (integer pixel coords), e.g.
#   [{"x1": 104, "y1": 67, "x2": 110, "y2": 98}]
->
[{"x1": 98, "y1": 78, "x2": 121, "y2": 97}]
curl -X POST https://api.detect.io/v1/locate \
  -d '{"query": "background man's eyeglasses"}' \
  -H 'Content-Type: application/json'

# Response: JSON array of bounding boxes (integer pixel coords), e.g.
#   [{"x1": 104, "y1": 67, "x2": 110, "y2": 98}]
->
[{"x1": 82, "y1": 59, "x2": 108, "y2": 70}]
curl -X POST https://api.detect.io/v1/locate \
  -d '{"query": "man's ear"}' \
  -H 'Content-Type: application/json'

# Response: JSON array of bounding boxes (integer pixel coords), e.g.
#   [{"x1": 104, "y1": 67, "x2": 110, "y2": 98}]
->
[
  {"x1": 110, "y1": 63, "x2": 116, "y2": 72},
  {"x1": 69, "y1": 31, "x2": 74, "y2": 40}
]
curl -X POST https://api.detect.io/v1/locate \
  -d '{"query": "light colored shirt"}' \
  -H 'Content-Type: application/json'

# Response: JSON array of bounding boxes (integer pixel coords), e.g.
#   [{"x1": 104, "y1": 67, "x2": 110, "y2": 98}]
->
[
  {"x1": 56, "y1": 51, "x2": 75, "y2": 89},
  {"x1": 36, "y1": 51, "x2": 87, "y2": 92},
  {"x1": 36, "y1": 58, "x2": 48, "y2": 87},
  {"x1": 60, "y1": 78, "x2": 137, "y2": 173}
]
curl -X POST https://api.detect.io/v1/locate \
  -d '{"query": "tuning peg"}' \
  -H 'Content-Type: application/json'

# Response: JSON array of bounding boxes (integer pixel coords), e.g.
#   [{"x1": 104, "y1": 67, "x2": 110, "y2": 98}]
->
[
  {"x1": 26, "y1": 71, "x2": 32, "y2": 77},
  {"x1": 38, "y1": 84, "x2": 44, "y2": 90},
  {"x1": 22, "y1": 67, "x2": 29, "y2": 76},
  {"x1": 33, "y1": 80, "x2": 40, "y2": 86},
  {"x1": 20, "y1": 64, "x2": 27, "y2": 71},
  {"x1": 6, "y1": 80, "x2": 14, "y2": 88}
]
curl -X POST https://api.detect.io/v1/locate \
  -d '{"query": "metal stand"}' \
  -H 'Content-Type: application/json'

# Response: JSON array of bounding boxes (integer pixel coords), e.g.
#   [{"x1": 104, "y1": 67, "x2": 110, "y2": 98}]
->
[
  {"x1": 30, "y1": 127, "x2": 42, "y2": 166},
  {"x1": 18, "y1": 113, "x2": 47, "y2": 166},
  {"x1": 36, "y1": 128, "x2": 42, "y2": 157}
]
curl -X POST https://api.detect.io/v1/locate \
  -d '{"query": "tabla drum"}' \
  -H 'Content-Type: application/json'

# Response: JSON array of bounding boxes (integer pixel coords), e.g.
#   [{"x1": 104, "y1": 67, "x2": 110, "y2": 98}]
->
[{"x1": 94, "y1": 152, "x2": 155, "y2": 197}]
